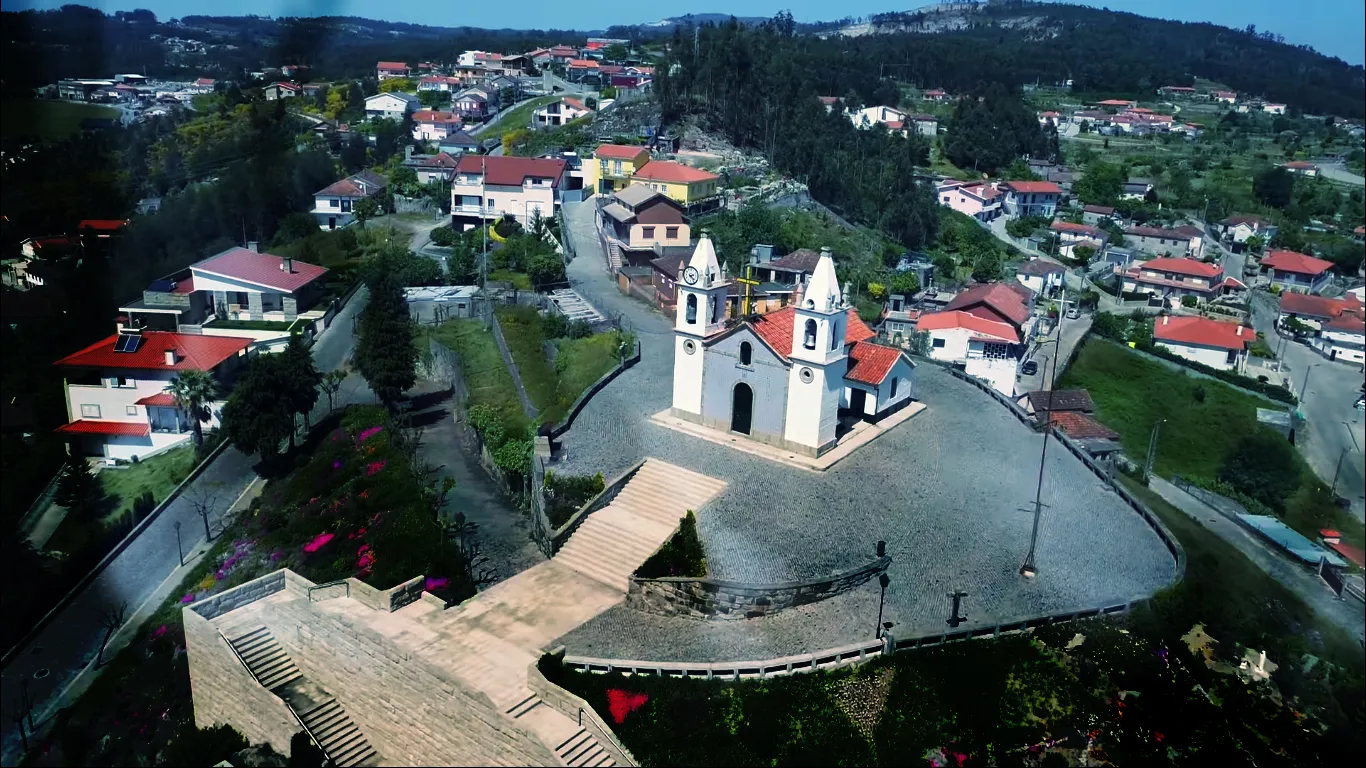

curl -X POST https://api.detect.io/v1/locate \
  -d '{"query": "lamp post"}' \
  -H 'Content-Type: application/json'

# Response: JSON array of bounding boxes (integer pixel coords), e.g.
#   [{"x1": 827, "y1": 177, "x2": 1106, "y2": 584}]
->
[
  {"x1": 174, "y1": 521, "x2": 184, "y2": 567},
  {"x1": 1145, "y1": 418, "x2": 1167, "y2": 480},
  {"x1": 1300, "y1": 363, "x2": 1320, "y2": 403},
  {"x1": 876, "y1": 572, "x2": 890, "y2": 638},
  {"x1": 1021, "y1": 344, "x2": 1060, "y2": 578},
  {"x1": 1331, "y1": 446, "x2": 1351, "y2": 495}
]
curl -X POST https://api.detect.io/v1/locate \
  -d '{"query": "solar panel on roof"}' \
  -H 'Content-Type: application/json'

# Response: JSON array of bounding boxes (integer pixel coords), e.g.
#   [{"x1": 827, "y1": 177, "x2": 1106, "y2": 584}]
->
[
  {"x1": 113, "y1": 333, "x2": 143, "y2": 353},
  {"x1": 147, "y1": 279, "x2": 176, "y2": 292}
]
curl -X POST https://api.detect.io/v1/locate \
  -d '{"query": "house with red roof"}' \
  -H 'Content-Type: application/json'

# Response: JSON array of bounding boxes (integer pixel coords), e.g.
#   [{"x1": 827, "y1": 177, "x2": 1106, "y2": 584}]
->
[
  {"x1": 312, "y1": 170, "x2": 387, "y2": 230},
  {"x1": 918, "y1": 308, "x2": 1024, "y2": 396},
  {"x1": 1153, "y1": 315, "x2": 1253, "y2": 372},
  {"x1": 450, "y1": 155, "x2": 568, "y2": 230},
  {"x1": 943, "y1": 282, "x2": 1036, "y2": 337},
  {"x1": 1123, "y1": 225, "x2": 1195, "y2": 257},
  {"x1": 532, "y1": 97, "x2": 593, "y2": 129},
  {"x1": 631, "y1": 161, "x2": 720, "y2": 208},
  {"x1": 587, "y1": 144, "x2": 652, "y2": 194},
  {"x1": 411, "y1": 110, "x2": 463, "y2": 142},
  {"x1": 418, "y1": 75, "x2": 462, "y2": 93},
  {"x1": 1318, "y1": 314, "x2": 1365, "y2": 365},
  {"x1": 1121, "y1": 257, "x2": 1233, "y2": 304},
  {"x1": 263, "y1": 81, "x2": 301, "y2": 101},
  {"x1": 189, "y1": 245, "x2": 329, "y2": 323},
  {"x1": 402, "y1": 148, "x2": 461, "y2": 184},
  {"x1": 1260, "y1": 249, "x2": 1334, "y2": 294},
  {"x1": 923, "y1": 89, "x2": 951, "y2": 101},
  {"x1": 376, "y1": 61, "x2": 410, "y2": 81},
  {"x1": 1217, "y1": 215, "x2": 1278, "y2": 251},
  {"x1": 670, "y1": 239, "x2": 916, "y2": 457},
  {"x1": 54, "y1": 328, "x2": 253, "y2": 462},
  {"x1": 1281, "y1": 160, "x2": 1318, "y2": 177},
  {"x1": 1212, "y1": 91, "x2": 1237, "y2": 104},
  {"x1": 935, "y1": 180, "x2": 1003, "y2": 221},
  {"x1": 1015, "y1": 258, "x2": 1067, "y2": 297},
  {"x1": 1081, "y1": 204, "x2": 1116, "y2": 226},
  {"x1": 999, "y1": 181, "x2": 1062, "y2": 218},
  {"x1": 1276, "y1": 292, "x2": 1365, "y2": 364}
]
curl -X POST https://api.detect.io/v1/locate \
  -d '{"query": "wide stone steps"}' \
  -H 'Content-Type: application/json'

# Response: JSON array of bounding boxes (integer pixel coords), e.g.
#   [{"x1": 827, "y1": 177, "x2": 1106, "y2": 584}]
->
[
  {"x1": 227, "y1": 626, "x2": 302, "y2": 691},
  {"x1": 557, "y1": 727, "x2": 617, "y2": 767},
  {"x1": 298, "y1": 698, "x2": 379, "y2": 767}
]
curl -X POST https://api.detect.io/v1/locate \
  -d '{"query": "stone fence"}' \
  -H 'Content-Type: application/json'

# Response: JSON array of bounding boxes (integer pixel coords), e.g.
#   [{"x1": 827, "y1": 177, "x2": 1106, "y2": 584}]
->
[
  {"x1": 527, "y1": 660, "x2": 638, "y2": 767},
  {"x1": 547, "y1": 336, "x2": 641, "y2": 439},
  {"x1": 625, "y1": 555, "x2": 891, "y2": 621},
  {"x1": 549, "y1": 460, "x2": 647, "y2": 554}
]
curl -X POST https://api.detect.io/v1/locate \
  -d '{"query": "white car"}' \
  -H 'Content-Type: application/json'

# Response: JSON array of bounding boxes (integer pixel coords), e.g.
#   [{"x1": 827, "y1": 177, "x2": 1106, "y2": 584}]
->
[{"x1": 1065, "y1": 307, "x2": 1080, "y2": 320}]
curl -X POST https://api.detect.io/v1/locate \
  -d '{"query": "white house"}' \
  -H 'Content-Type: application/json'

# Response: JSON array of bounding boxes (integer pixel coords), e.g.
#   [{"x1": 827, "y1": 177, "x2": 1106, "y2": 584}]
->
[
  {"x1": 411, "y1": 110, "x2": 463, "y2": 142},
  {"x1": 263, "y1": 81, "x2": 301, "y2": 101},
  {"x1": 54, "y1": 329, "x2": 253, "y2": 462},
  {"x1": 364, "y1": 91, "x2": 420, "y2": 121},
  {"x1": 1262, "y1": 103, "x2": 1287, "y2": 115},
  {"x1": 190, "y1": 246, "x2": 330, "y2": 322},
  {"x1": 450, "y1": 155, "x2": 568, "y2": 231},
  {"x1": 917, "y1": 309, "x2": 1022, "y2": 396},
  {"x1": 1282, "y1": 161, "x2": 1318, "y2": 177},
  {"x1": 1218, "y1": 215, "x2": 1277, "y2": 250},
  {"x1": 846, "y1": 105, "x2": 906, "y2": 131},
  {"x1": 999, "y1": 181, "x2": 1062, "y2": 218},
  {"x1": 1153, "y1": 315, "x2": 1252, "y2": 373},
  {"x1": 532, "y1": 97, "x2": 592, "y2": 129},
  {"x1": 1316, "y1": 315, "x2": 1365, "y2": 365},
  {"x1": 311, "y1": 170, "x2": 387, "y2": 230},
  {"x1": 1015, "y1": 259, "x2": 1066, "y2": 297}
]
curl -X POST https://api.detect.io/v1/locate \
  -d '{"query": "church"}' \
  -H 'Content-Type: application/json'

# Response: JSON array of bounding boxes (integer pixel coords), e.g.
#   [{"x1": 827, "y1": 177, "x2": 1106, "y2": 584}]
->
[{"x1": 670, "y1": 234, "x2": 917, "y2": 457}]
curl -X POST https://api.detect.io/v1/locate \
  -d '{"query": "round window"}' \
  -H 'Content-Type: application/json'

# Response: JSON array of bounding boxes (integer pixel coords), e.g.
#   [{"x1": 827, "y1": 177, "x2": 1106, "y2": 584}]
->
[
  {"x1": 683, "y1": 339, "x2": 697, "y2": 355},
  {"x1": 799, "y1": 367, "x2": 814, "y2": 383}
]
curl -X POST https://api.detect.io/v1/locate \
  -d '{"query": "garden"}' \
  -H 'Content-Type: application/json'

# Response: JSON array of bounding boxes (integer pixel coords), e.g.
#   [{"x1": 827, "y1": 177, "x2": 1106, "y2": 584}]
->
[
  {"x1": 1059, "y1": 336, "x2": 1361, "y2": 547},
  {"x1": 495, "y1": 305, "x2": 635, "y2": 427},
  {"x1": 24, "y1": 404, "x2": 480, "y2": 766}
]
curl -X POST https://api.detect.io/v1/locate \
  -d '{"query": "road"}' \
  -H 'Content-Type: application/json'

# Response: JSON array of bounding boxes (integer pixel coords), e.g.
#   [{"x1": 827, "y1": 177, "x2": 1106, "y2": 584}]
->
[
  {"x1": 1150, "y1": 477, "x2": 1364, "y2": 642},
  {"x1": 1018, "y1": 312, "x2": 1093, "y2": 394},
  {"x1": 1317, "y1": 162, "x2": 1365, "y2": 187},
  {"x1": 1249, "y1": 291, "x2": 1366, "y2": 522},
  {"x1": 0, "y1": 286, "x2": 373, "y2": 765}
]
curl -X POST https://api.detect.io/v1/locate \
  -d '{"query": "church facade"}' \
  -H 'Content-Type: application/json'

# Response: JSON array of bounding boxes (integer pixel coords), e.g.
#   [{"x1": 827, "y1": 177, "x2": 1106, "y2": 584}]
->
[{"x1": 670, "y1": 236, "x2": 917, "y2": 457}]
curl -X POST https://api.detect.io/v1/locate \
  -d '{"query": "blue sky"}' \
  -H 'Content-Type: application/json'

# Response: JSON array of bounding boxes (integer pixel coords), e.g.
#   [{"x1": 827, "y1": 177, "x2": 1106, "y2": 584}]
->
[{"x1": 3, "y1": 1, "x2": 1362, "y2": 64}]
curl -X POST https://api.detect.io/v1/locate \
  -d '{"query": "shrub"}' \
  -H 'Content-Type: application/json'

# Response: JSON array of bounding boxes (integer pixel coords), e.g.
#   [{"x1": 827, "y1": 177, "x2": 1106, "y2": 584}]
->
[
  {"x1": 544, "y1": 471, "x2": 606, "y2": 528},
  {"x1": 1193, "y1": 385, "x2": 1206, "y2": 403},
  {"x1": 1142, "y1": 343, "x2": 1297, "y2": 404},
  {"x1": 1219, "y1": 431, "x2": 1302, "y2": 510},
  {"x1": 636, "y1": 511, "x2": 706, "y2": 578},
  {"x1": 1181, "y1": 295, "x2": 1198, "y2": 307},
  {"x1": 429, "y1": 226, "x2": 459, "y2": 247},
  {"x1": 160, "y1": 724, "x2": 249, "y2": 767}
]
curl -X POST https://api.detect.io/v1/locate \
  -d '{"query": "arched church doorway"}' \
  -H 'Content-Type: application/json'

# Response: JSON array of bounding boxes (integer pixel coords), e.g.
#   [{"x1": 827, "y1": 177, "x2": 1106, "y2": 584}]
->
[{"x1": 731, "y1": 383, "x2": 753, "y2": 435}]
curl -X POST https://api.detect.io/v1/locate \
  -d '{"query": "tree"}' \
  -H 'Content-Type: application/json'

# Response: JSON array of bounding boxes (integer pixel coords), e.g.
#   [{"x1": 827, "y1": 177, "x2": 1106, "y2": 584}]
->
[
  {"x1": 1244, "y1": 235, "x2": 1264, "y2": 254},
  {"x1": 1253, "y1": 166, "x2": 1295, "y2": 209},
  {"x1": 272, "y1": 212, "x2": 321, "y2": 247},
  {"x1": 168, "y1": 369, "x2": 218, "y2": 449},
  {"x1": 1074, "y1": 161, "x2": 1124, "y2": 206},
  {"x1": 319, "y1": 369, "x2": 346, "y2": 413},
  {"x1": 1218, "y1": 430, "x2": 1302, "y2": 509},
  {"x1": 601, "y1": 43, "x2": 630, "y2": 61},
  {"x1": 527, "y1": 252, "x2": 565, "y2": 289},
  {"x1": 288, "y1": 731, "x2": 325, "y2": 768},
  {"x1": 279, "y1": 335, "x2": 322, "y2": 433},
  {"x1": 418, "y1": 90, "x2": 449, "y2": 109},
  {"x1": 222, "y1": 354, "x2": 295, "y2": 460},
  {"x1": 162, "y1": 725, "x2": 251, "y2": 768},
  {"x1": 377, "y1": 77, "x2": 416, "y2": 94},
  {"x1": 54, "y1": 453, "x2": 99, "y2": 514},
  {"x1": 353, "y1": 195, "x2": 380, "y2": 228},
  {"x1": 354, "y1": 261, "x2": 417, "y2": 410},
  {"x1": 95, "y1": 601, "x2": 128, "y2": 667},
  {"x1": 187, "y1": 485, "x2": 222, "y2": 542}
]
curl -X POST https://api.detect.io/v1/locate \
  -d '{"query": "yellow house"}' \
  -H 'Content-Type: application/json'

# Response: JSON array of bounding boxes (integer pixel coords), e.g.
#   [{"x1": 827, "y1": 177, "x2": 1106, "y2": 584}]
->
[
  {"x1": 631, "y1": 160, "x2": 720, "y2": 204},
  {"x1": 586, "y1": 144, "x2": 651, "y2": 195}
]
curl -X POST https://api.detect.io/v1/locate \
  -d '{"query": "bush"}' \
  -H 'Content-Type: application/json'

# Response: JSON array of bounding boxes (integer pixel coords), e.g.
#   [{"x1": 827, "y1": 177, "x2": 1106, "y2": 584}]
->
[
  {"x1": 1219, "y1": 430, "x2": 1302, "y2": 510},
  {"x1": 1143, "y1": 343, "x2": 1297, "y2": 404},
  {"x1": 636, "y1": 511, "x2": 706, "y2": 578},
  {"x1": 1180, "y1": 295, "x2": 1198, "y2": 308},
  {"x1": 543, "y1": 471, "x2": 605, "y2": 528},
  {"x1": 160, "y1": 724, "x2": 249, "y2": 767},
  {"x1": 429, "y1": 226, "x2": 460, "y2": 247},
  {"x1": 1192, "y1": 385, "x2": 1206, "y2": 403},
  {"x1": 541, "y1": 312, "x2": 593, "y2": 340}
]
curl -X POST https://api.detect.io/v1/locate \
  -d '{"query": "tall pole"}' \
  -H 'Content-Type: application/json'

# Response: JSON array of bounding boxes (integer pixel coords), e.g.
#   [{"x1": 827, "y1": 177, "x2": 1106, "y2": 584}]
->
[
  {"x1": 481, "y1": 155, "x2": 490, "y2": 329},
  {"x1": 1331, "y1": 446, "x2": 1349, "y2": 494},
  {"x1": 1300, "y1": 364, "x2": 1317, "y2": 402},
  {"x1": 174, "y1": 521, "x2": 184, "y2": 567},
  {"x1": 875, "y1": 573, "x2": 889, "y2": 638},
  {"x1": 1145, "y1": 419, "x2": 1166, "y2": 479},
  {"x1": 1022, "y1": 348, "x2": 1059, "y2": 577}
]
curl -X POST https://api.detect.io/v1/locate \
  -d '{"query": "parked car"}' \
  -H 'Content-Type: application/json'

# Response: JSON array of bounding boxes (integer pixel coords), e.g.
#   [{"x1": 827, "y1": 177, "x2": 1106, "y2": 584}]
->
[
  {"x1": 1021, "y1": 360, "x2": 1039, "y2": 376},
  {"x1": 1065, "y1": 306, "x2": 1080, "y2": 319}
]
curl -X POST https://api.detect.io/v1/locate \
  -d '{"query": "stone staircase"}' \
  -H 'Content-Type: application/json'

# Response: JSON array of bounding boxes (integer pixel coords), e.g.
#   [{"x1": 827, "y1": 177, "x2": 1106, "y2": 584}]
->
[
  {"x1": 296, "y1": 699, "x2": 379, "y2": 767},
  {"x1": 554, "y1": 459, "x2": 729, "y2": 592},
  {"x1": 227, "y1": 626, "x2": 302, "y2": 691},
  {"x1": 556, "y1": 726, "x2": 617, "y2": 767}
]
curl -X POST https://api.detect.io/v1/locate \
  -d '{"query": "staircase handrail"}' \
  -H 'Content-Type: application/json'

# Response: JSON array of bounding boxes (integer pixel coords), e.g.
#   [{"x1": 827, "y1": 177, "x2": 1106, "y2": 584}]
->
[{"x1": 219, "y1": 629, "x2": 332, "y2": 760}]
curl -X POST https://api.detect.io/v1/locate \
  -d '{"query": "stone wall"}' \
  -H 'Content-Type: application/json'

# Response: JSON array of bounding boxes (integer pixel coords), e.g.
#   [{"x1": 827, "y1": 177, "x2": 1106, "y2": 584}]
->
[
  {"x1": 265, "y1": 596, "x2": 558, "y2": 766},
  {"x1": 189, "y1": 570, "x2": 286, "y2": 620},
  {"x1": 527, "y1": 662, "x2": 638, "y2": 767},
  {"x1": 345, "y1": 574, "x2": 425, "y2": 613},
  {"x1": 183, "y1": 606, "x2": 298, "y2": 757},
  {"x1": 626, "y1": 556, "x2": 891, "y2": 620}
]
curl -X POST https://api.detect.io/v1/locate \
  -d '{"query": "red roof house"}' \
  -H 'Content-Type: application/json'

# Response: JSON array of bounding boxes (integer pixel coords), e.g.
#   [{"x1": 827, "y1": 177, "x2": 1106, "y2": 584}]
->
[
  {"x1": 633, "y1": 160, "x2": 720, "y2": 185},
  {"x1": 1261, "y1": 250, "x2": 1335, "y2": 294},
  {"x1": 191, "y1": 247, "x2": 328, "y2": 295},
  {"x1": 1153, "y1": 316, "x2": 1253, "y2": 371},
  {"x1": 944, "y1": 283, "x2": 1033, "y2": 330}
]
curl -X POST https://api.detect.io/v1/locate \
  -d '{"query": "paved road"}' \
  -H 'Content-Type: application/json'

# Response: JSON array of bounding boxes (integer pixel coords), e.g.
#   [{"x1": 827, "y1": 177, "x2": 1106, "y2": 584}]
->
[
  {"x1": 1019, "y1": 312, "x2": 1094, "y2": 393},
  {"x1": 0, "y1": 287, "x2": 373, "y2": 765},
  {"x1": 1150, "y1": 477, "x2": 1364, "y2": 642},
  {"x1": 1249, "y1": 292, "x2": 1365, "y2": 521},
  {"x1": 1317, "y1": 162, "x2": 1365, "y2": 187}
]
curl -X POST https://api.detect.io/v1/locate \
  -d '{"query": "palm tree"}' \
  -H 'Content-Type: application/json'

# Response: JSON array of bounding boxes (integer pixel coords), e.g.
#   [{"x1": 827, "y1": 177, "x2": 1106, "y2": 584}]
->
[{"x1": 168, "y1": 369, "x2": 218, "y2": 448}]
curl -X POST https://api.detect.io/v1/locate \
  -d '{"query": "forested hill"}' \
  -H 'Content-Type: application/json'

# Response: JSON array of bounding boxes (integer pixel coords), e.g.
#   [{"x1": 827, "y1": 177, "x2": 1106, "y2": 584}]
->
[{"x1": 840, "y1": 2, "x2": 1364, "y2": 118}]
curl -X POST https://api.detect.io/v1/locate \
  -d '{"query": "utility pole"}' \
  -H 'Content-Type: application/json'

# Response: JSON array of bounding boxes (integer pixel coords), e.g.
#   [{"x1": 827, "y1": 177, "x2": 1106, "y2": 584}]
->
[
  {"x1": 1022, "y1": 349, "x2": 1059, "y2": 577},
  {"x1": 1300, "y1": 363, "x2": 1319, "y2": 403},
  {"x1": 1145, "y1": 418, "x2": 1167, "y2": 479},
  {"x1": 481, "y1": 155, "x2": 490, "y2": 330}
]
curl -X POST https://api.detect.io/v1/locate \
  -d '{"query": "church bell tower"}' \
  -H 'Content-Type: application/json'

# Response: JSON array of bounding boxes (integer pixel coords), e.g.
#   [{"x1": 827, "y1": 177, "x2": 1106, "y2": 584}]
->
[
  {"x1": 783, "y1": 247, "x2": 847, "y2": 453},
  {"x1": 671, "y1": 233, "x2": 730, "y2": 417}
]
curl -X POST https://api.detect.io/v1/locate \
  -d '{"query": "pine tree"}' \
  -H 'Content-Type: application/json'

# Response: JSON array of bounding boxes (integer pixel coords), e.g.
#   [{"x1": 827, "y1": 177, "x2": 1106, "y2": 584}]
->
[
  {"x1": 280, "y1": 334, "x2": 322, "y2": 429},
  {"x1": 221, "y1": 354, "x2": 295, "y2": 460},
  {"x1": 55, "y1": 453, "x2": 100, "y2": 514},
  {"x1": 354, "y1": 263, "x2": 417, "y2": 410}
]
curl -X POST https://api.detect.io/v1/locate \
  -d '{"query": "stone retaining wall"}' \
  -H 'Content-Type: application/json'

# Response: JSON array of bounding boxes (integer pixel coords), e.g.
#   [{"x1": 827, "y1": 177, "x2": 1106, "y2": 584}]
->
[
  {"x1": 346, "y1": 574, "x2": 426, "y2": 613},
  {"x1": 188, "y1": 570, "x2": 286, "y2": 620},
  {"x1": 527, "y1": 661, "x2": 638, "y2": 767},
  {"x1": 625, "y1": 556, "x2": 891, "y2": 621}
]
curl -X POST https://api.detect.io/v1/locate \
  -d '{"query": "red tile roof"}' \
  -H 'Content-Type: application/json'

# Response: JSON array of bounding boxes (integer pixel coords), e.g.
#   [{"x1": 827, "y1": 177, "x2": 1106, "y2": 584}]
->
[
  {"x1": 916, "y1": 310, "x2": 1020, "y2": 343},
  {"x1": 633, "y1": 161, "x2": 719, "y2": 185},
  {"x1": 1154, "y1": 316, "x2": 1252, "y2": 351},
  {"x1": 192, "y1": 247, "x2": 328, "y2": 293},
  {"x1": 79, "y1": 219, "x2": 128, "y2": 231},
  {"x1": 944, "y1": 283, "x2": 1032, "y2": 327},
  {"x1": 749, "y1": 307, "x2": 875, "y2": 359},
  {"x1": 1282, "y1": 161, "x2": 1318, "y2": 170},
  {"x1": 1083, "y1": 204, "x2": 1115, "y2": 215},
  {"x1": 55, "y1": 331, "x2": 251, "y2": 371},
  {"x1": 1278, "y1": 292, "x2": 1363, "y2": 319},
  {"x1": 194, "y1": 78, "x2": 215, "y2": 86},
  {"x1": 1137, "y1": 257, "x2": 1221, "y2": 278},
  {"x1": 377, "y1": 61, "x2": 409, "y2": 70},
  {"x1": 1017, "y1": 259, "x2": 1066, "y2": 276},
  {"x1": 455, "y1": 155, "x2": 568, "y2": 188},
  {"x1": 55, "y1": 420, "x2": 151, "y2": 437},
  {"x1": 1325, "y1": 315, "x2": 1366, "y2": 335},
  {"x1": 846, "y1": 342, "x2": 906, "y2": 385},
  {"x1": 1096, "y1": 99, "x2": 1135, "y2": 106},
  {"x1": 596, "y1": 144, "x2": 649, "y2": 161},
  {"x1": 413, "y1": 110, "x2": 461, "y2": 124},
  {"x1": 1049, "y1": 411, "x2": 1121, "y2": 440},
  {"x1": 1261, "y1": 249, "x2": 1334, "y2": 276},
  {"x1": 170, "y1": 276, "x2": 196, "y2": 294},
  {"x1": 567, "y1": 59, "x2": 599, "y2": 69},
  {"x1": 1327, "y1": 540, "x2": 1366, "y2": 568},
  {"x1": 1002, "y1": 181, "x2": 1063, "y2": 195},
  {"x1": 135, "y1": 391, "x2": 177, "y2": 406},
  {"x1": 1051, "y1": 221, "x2": 1106, "y2": 237}
]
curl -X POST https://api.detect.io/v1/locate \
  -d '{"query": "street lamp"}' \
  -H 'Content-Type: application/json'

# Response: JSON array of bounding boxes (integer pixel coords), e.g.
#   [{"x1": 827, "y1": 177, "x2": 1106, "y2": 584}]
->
[
  {"x1": 1331, "y1": 446, "x2": 1350, "y2": 495},
  {"x1": 1145, "y1": 418, "x2": 1167, "y2": 480},
  {"x1": 876, "y1": 572, "x2": 890, "y2": 638},
  {"x1": 174, "y1": 521, "x2": 184, "y2": 567},
  {"x1": 1300, "y1": 363, "x2": 1321, "y2": 402}
]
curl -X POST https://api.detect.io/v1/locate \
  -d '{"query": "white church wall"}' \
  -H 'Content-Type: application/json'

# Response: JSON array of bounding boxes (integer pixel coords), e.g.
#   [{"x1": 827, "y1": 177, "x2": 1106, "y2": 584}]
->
[
  {"x1": 700, "y1": 331, "x2": 790, "y2": 442},
  {"x1": 784, "y1": 359, "x2": 841, "y2": 454},
  {"x1": 671, "y1": 335, "x2": 706, "y2": 415},
  {"x1": 873, "y1": 357, "x2": 918, "y2": 413}
]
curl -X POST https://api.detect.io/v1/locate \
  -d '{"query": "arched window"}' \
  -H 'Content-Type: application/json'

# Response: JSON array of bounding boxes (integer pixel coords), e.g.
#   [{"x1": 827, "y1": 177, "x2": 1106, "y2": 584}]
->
[
  {"x1": 890, "y1": 377, "x2": 899, "y2": 397},
  {"x1": 686, "y1": 294, "x2": 697, "y2": 324},
  {"x1": 803, "y1": 319, "x2": 817, "y2": 350},
  {"x1": 740, "y1": 341, "x2": 752, "y2": 365}
]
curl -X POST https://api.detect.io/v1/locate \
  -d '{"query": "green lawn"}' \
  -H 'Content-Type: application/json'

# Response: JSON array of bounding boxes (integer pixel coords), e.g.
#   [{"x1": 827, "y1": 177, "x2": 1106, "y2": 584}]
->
[
  {"x1": 488, "y1": 269, "x2": 533, "y2": 290},
  {"x1": 492, "y1": 95, "x2": 561, "y2": 137},
  {"x1": 98, "y1": 444, "x2": 199, "y2": 526},
  {"x1": 495, "y1": 305, "x2": 629, "y2": 426},
  {"x1": 429, "y1": 319, "x2": 529, "y2": 433},
  {"x1": 1, "y1": 99, "x2": 120, "y2": 140}
]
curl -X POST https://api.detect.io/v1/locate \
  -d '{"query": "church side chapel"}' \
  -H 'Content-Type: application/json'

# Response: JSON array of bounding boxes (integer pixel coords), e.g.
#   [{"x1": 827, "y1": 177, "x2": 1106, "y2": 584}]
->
[{"x1": 670, "y1": 234, "x2": 918, "y2": 457}]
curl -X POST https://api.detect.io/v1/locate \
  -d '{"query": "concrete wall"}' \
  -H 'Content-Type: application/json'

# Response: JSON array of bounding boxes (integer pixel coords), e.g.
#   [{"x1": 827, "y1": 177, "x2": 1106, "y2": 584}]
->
[
  {"x1": 964, "y1": 353, "x2": 1019, "y2": 397},
  {"x1": 1317, "y1": 330, "x2": 1365, "y2": 364},
  {"x1": 626, "y1": 556, "x2": 891, "y2": 620},
  {"x1": 183, "y1": 606, "x2": 299, "y2": 757},
  {"x1": 927, "y1": 328, "x2": 971, "y2": 362},
  {"x1": 1155, "y1": 340, "x2": 1241, "y2": 372},
  {"x1": 874, "y1": 357, "x2": 917, "y2": 413},
  {"x1": 700, "y1": 331, "x2": 789, "y2": 444},
  {"x1": 628, "y1": 221, "x2": 689, "y2": 249}
]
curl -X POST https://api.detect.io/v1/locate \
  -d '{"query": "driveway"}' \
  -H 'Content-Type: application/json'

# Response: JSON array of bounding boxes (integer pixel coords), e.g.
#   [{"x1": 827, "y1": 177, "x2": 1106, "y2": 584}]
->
[
  {"x1": 1249, "y1": 292, "x2": 1365, "y2": 521},
  {"x1": 0, "y1": 286, "x2": 373, "y2": 765}
]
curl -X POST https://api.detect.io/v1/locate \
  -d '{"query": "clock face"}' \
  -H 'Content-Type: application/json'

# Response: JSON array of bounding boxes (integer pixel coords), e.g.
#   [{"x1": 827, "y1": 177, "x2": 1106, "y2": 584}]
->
[{"x1": 684, "y1": 266, "x2": 700, "y2": 285}]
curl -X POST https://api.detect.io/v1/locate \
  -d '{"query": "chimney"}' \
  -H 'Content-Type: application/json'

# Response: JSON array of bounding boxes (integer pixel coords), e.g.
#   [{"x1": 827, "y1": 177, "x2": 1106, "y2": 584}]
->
[
  {"x1": 246, "y1": 240, "x2": 259, "y2": 253},
  {"x1": 281, "y1": 257, "x2": 293, "y2": 273},
  {"x1": 164, "y1": 348, "x2": 177, "y2": 366},
  {"x1": 1162, "y1": 316, "x2": 1169, "y2": 325},
  {"x1": 1237, "y1": 325, "x2": 1244, "y2": 336}
]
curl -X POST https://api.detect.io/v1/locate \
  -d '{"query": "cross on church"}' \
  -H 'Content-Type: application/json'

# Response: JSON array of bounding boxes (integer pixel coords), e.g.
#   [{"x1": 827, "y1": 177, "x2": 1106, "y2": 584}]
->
[{"x1": 736, "y1": 264, "x2": 762, "y2": 316}]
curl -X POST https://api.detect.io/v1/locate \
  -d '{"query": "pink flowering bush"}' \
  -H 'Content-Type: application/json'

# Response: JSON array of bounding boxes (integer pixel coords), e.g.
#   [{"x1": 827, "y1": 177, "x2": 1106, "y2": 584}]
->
[{"x1": 302, "y1": 532, "x2": 335, "y2": 553}]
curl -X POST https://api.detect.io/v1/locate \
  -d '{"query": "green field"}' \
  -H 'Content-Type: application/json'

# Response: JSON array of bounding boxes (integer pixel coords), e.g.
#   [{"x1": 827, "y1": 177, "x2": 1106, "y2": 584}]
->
[
  {"x1": 1, "y1": 99, "x2": 121, "y2": 139},
  {"x1": 428, "y1": 319, "x2": 529, "y2": 433},
  {"x1": 495, "y1": 305, "x2": 630, "y2": 426},
  {"x1": 490, "y1": 95, "x2": 561, "y2": 138}
]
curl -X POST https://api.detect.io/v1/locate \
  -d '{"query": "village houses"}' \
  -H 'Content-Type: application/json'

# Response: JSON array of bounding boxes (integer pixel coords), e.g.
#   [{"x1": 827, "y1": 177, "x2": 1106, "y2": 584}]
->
[
  {"x1": 311, "y1": 170, "x2": 387, "y2": 230},
  {"x1": 364, "y1": 91, "x2": 420, "y2": 121},
  {"x1": 1260, "y1": 249, "x2": 1336, "y2": 294},
  {"x1": 936, "y1": 180, "x2": 1003, "y2": 222},
  {"x1": 1152, "y1": 315, "x2": 1254, "y2": 373},
  {"x1": 1000, "y1": 181, "x2": 1062, "y2": 219},
  {"x1": 450, "y1": 155, "x2": 568, "y2": 231},
  {"x1": 1277, "y1": 293, "x2": 1366, "y2": 365},
  {"x1": 585, "y1": 144, "x2": 652, "y2": 196},
  {"x1": 1121, "y1": 257, "x2": 1243, "y2": 304}
]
